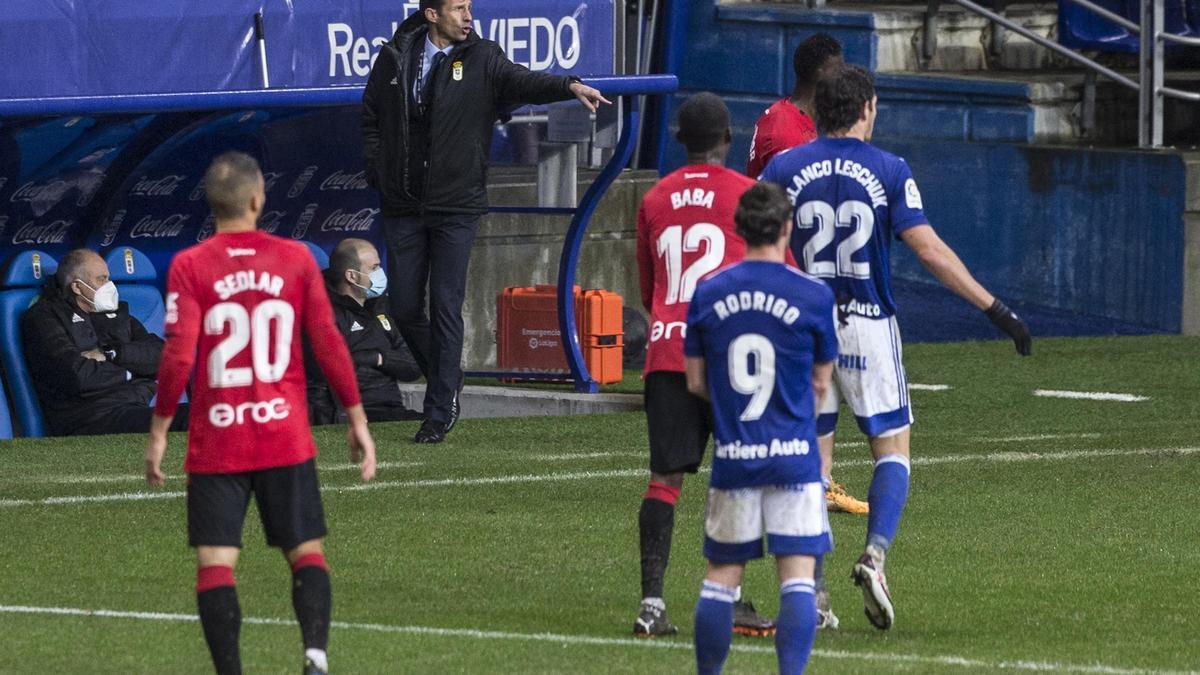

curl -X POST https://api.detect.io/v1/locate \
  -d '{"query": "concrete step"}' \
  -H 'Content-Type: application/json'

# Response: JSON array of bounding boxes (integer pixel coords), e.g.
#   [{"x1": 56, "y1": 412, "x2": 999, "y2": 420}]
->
[{"x1": 396, "y1": 384, "x2": 643, "y2": 419}]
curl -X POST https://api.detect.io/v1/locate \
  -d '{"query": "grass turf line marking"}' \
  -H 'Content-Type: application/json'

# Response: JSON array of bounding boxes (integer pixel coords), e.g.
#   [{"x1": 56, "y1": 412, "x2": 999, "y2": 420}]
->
[
  {"x1": 0, "y1": 605, "x2": 1191, "y2": 674},
  {"x1": 6, "y1": 447, "x2": 1200, "y2": 509},
  {"x1": 1034, "y1": 389, "x2": 1150, "y2": 402},
  {"x1": 908, "y1": 383, "x2": 951, "y2": 391},
  {"x1": 40, "y1": 461, "x2": 424, "y2": 485},
  {"x1": 981, "y1": 433, "x2": 1102, "y2": 443}
]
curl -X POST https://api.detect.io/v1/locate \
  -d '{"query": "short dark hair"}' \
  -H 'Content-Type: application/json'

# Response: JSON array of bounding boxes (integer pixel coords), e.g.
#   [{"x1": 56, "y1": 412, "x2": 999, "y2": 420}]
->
[
  {"x1": 329, "y1": 239, "x2": 364, "y2": 280},
  {"x1": 794, "y1": 33, "x2": 843, "y2": 88},
  {"x1": 675, "y1": 92, "x2": 730, "y2": 155},
  {"x1": 814, "y1": 64, "x2": 875, "y2": 135},
  {"x1": 55, "y1": 248, "x2": 96, "y2": 288},
  {"x1": 735, "y1": 183, "x2": 792, "y2": 247},
  {"x1": 420, "y1": 0, "x2": 447, "y2": 12},
  {"x1": 205, "y1": 152, "x2": 263, "y2": 221}
]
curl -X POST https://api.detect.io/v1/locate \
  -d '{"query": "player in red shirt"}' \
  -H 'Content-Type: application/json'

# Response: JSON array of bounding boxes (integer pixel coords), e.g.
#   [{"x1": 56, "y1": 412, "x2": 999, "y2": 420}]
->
[
  {"x1": 144, "y1": 152, "x2": 376, "y2": 675},
  {"x1": 746, "y1": 33, "x2": 843, "y2": 179},
  {"x1": 634, "y1": 93, "x2": 787, "y2": 638}
]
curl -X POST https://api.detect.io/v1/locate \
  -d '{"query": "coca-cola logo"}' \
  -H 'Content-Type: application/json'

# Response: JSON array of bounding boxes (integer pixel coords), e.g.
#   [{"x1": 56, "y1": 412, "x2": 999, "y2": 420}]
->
[
  {"x1": 287, "y1": 166, "x2": 319, "y2": 199},
  {"x1": 319, "y1": 170, "x2": 368, "y2": 191},
  {"x1": 130, "y1": 213, "x2": 190, "y2": 239},
  {"x1": 291, "y1": 203, "x2": 319, "y2": 240},
  {"x1": 130, "y1": 175, "x2": 187, "y2": 198},
  {"x1": 197, "y1": 214, "x2": 217, "y2": 242},
  {"x1": 13, "y1": 220, "x2": 71, "y2": 245},
  {"x1": 189, "y1": 178, "x2": 207, "y2": 202},
  {"x1": 100, "y1": 209, "x2": 127, "y2": 247},
  {"x1": 258, "y1": 210, "x2": 288, "y2": 234},
  {"x1": 263, "y1": 171, "x2": 285, "y2": 191},
  {"x1": 10, "y1": 180, "x2": 70, "y2": 204},
  {"x1": 320, "y1": 208, "x2": 379, "y2": 233}
]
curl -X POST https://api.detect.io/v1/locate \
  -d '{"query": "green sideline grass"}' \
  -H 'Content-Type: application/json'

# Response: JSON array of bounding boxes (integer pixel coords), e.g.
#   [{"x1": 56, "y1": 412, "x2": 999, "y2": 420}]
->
[{"x1": 1, "y1": 335, "x2": 1199, "y2": 673}]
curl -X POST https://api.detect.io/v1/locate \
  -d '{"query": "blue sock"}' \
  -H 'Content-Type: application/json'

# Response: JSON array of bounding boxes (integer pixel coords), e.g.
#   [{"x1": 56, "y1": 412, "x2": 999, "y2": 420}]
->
[
  {"x1": 776, "y1": 578, "x2": 817, "y2": 674},
  {"x1": 694, "y1": 581, "x2": 736, "y2": 675},
  {"x1": 867, "y1": 454, "x2": 911, "y2": 551}
]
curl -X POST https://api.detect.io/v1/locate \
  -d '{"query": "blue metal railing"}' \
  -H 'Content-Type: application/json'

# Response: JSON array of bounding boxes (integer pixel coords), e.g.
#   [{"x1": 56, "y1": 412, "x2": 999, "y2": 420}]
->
[{"x1": 0, "y1": 74, "x2": 679, "y2": 394}]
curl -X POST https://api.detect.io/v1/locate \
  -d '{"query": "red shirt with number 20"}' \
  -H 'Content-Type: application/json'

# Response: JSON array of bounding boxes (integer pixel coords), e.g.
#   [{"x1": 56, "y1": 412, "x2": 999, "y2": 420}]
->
[{"x1": 155, "y1": 230, "x2": 361, "y2": 474}]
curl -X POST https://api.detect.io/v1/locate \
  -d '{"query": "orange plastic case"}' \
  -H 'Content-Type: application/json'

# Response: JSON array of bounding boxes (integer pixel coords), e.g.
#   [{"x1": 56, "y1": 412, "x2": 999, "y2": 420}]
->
[{"x1": 496, "y1": 284, "x2": 624, "y2": 384}]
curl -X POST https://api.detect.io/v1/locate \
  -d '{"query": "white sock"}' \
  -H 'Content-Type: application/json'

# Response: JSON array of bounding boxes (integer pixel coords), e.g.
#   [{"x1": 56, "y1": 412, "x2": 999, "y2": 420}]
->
[
  {"x1": 305, "y1": 648, "x2": 328, "y2": 671},
  {"x1": 733, "y1": 585, "x2": 743, "y2": 602},
  {"x1": 641, "y1": 596, "x2": 666, "y2": 610}
]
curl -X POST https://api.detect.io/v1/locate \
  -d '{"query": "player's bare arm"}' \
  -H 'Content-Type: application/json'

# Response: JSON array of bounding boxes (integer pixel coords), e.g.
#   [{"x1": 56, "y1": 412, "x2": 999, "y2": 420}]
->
[
  {"x1": 900, "y1": 224, "x2": 1032, "y2": 355},
  {"x1": 812, "y1": 360, "x2": 834, "y2": 414},
  {"x1": 344, "y1": 404, "x2": 377, "y2": 482},
  {"x1": 145, "y1": 414, "x2": 172, "y2": 487},
  {"x1": 684, "y1": 356, "x2": 709, "y2": 400}
]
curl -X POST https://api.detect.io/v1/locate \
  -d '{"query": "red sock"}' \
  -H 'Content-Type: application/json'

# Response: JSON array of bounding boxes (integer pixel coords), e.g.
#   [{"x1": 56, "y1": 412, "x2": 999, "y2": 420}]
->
[
  {"x1": 291, "y1": 552, "x2": 329, "y2": 573},
  {"x1": 196, "y1": 565, "x2": 236, "y2": 593},
  {"x1": 644, "y1": 481, "x2": 681, "y2": 506}
]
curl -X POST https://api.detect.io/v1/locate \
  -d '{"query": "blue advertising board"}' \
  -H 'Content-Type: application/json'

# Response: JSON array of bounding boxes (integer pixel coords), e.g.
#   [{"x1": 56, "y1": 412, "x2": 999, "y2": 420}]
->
[{"x1": 0, "y1": 1, "x2": 614, "y2": 99}]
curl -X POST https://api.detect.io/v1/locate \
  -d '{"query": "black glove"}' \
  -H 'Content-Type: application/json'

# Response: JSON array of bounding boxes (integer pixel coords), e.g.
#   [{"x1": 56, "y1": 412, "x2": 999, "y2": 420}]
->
[
  {"x1": 985, "y1": 299, "x2": 1032, "y2": 356},
  {"x1": 351, "y1": 350, "x2": 381, "y2": 369}
]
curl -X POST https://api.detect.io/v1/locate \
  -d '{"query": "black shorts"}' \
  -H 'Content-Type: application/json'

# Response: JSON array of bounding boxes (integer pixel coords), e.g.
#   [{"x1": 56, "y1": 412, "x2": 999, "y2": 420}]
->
[
  {"x1": 187, "y1": 458, "x2": 327, "y2": 550},
  {"x1": 645, "y1": 371, "x2": 712, "y2": 475}
]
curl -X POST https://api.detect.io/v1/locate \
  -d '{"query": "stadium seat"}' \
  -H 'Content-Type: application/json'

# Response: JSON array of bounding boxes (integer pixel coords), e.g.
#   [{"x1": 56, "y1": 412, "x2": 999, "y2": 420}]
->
[
  {"x1": 301, "y1": 240, "x2": 330, "y2": 270},
  {"x1": 0, "y1": 251, "x2": 58, "y2": 438},
  {"x1": 104, "y1": 246, "x2": 165, "y2": 337}
]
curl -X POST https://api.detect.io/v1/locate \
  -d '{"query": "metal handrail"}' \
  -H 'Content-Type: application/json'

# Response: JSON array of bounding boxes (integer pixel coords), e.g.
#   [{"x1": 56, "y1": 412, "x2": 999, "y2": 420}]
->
[
  {"x1": 947, "y1": 0, "x2": 1200, "y2": 148},
  {"x1": 952, "y1": 0, "x2": 1138, "y2": 90}
]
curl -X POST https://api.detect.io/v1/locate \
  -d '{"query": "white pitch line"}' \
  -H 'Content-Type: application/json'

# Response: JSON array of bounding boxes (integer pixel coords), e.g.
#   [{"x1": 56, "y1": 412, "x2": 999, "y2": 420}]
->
[
  {"x1": 1034, "y1": 389, "x2": 1150, "y2": 402},
  {"x1": 908, "y1": 383, "x2": 951, "y2": 391},
  {"x1": 41, "y1": 461, "x2": 424, "y2": 486},
  {"x1": 4, "y1": 447, "x2": 1199, "y2": 509},
  {"x1": 0, "y1": 604, "x2": 1190, "y2": 675},
  {"x1": 982, "y1": 433, "x2": 1102, "y2": 443},
  {"x1": 530, "y1": 451, "x2": 645, "y2": 461}
]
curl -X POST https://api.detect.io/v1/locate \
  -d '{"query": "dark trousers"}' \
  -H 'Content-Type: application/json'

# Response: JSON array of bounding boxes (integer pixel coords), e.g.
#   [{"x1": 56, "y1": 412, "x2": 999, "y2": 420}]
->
[
  {"x1": 383, "y1": 213, "x2": 479, "y2": 425},
  {"x1": 58, "y1": 403, "x2": 190, "y2": 436}
]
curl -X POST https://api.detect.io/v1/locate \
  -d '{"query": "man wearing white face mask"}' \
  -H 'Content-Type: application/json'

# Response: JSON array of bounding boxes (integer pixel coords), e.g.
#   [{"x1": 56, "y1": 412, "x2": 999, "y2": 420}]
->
[
  {"x1": 21, "y1": 248, "x2": 188, "y2": 436},
  {"x1": 305, "y1": 238, "x2": 422, "y2": 425}
]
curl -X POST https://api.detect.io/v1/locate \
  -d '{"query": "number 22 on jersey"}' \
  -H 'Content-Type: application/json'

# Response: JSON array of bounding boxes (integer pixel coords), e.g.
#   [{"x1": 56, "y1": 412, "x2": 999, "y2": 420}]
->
[
  {"x1": 205, "y1": 300, "x2": 295, "y2": 388},
  {"x1": 797, "y1": 199, "x2": 874, "y2": 280},
  {"x1": 657, "y1": 223, "x2": 726, "y2": 305}
]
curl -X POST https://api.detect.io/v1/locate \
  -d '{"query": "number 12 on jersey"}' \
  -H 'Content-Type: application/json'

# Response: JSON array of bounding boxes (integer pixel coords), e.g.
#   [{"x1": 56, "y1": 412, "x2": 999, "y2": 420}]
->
[{"x1": 657, "y1": 223, "x2": 726, "y2": 305}]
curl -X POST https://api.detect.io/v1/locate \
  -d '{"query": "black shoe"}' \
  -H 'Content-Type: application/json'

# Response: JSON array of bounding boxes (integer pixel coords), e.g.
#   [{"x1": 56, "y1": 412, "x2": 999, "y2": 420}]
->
[
  {"x1": 302, "y1": 656, "x2": 327, "y2": 675},
  {"x1": 445, "y1": 373, "x2": 465, "y2": 433},
  {"x1": 633, "y1": 601, "x2": 678, "y2": 637},
  {"x1": 732, "y1": 599, "x2": 776, "y2": 637},
  {"x1": 414, "y1": 419, "x2": 446, "y2": 444}
]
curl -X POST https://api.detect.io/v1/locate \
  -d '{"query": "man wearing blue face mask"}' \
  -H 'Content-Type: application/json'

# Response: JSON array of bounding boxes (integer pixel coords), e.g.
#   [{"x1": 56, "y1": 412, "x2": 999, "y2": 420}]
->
[
  {"x1": 305, "y1": 238, "x2": 423, "y2": 425},
  {"x1": 21, "y1": 248, "x2": 187, "y2": 436}
]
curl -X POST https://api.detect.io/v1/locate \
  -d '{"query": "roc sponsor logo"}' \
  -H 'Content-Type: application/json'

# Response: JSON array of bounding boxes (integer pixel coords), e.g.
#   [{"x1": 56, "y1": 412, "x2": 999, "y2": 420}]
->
[
  {"x1": 12, "y1": 220, "x2": 71, "y2": 245},
  {"x1": 130, "y1": 213, "x2": 190, "y2": 239},
  {"x1": 292, "y1": 203, "x2": 319, "y2": 240},
  {"x1": 288, "y1": 165, "x2": 319, "y2": 198},
  {"x1": 209, "y1": 398, "x2": 291, "y2": 428},
  {"x1": 320, "y1": 208, "x2": 378, "y2": 233},
  {"x1": 319, "y1": 169, "x2": 368, "y2": 191},
  {"x1": 130, "y1": 175, "x2": 187, "y2": 198}
]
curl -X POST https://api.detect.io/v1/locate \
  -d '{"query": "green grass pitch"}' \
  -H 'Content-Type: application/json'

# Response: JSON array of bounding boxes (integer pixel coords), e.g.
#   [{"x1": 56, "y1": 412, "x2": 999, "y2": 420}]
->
[{"x1": 1, "y1": 335, "x2": 1199, "y2": 673}]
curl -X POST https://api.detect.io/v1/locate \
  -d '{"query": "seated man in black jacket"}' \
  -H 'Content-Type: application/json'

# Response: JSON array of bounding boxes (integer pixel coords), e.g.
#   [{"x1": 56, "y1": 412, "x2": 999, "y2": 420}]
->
[
  {"x1": 21, "y1": 248, "x2": 187, "y2": 436},
  {"x1": 306, "y1": 238, "x2": 422, "y2": 424}
]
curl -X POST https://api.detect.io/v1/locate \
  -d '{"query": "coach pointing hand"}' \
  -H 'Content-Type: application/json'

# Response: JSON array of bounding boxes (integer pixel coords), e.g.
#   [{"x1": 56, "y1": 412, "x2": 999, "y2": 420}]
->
[{"x1": 362, "y1": 0, "x2": 610, "y2": 444}]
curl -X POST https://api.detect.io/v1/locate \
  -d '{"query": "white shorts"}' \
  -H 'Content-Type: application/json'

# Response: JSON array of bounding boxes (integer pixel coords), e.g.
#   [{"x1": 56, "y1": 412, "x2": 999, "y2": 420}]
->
[
  {"x1": 703, "y1": 482, "x2": 832, "y2": 563},
  {"x1": 818, "y1": 314, "x2": 913, "y2": 438}
]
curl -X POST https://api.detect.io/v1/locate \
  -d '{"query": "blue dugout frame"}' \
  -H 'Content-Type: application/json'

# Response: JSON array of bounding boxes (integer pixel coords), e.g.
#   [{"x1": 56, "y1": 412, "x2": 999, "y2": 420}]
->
[{"x1": 0, "y1": 74, "x2": 679, "y2": 394}]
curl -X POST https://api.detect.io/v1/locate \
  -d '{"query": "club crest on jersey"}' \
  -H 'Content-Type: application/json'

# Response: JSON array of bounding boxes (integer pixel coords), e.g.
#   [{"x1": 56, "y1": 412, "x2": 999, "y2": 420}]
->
[
  {"x1": 452, "y1": 61, "x2": 463, "y2": 81},
  {"x1": 377, "y1": 315, "x2": 392, "y2": 331}
]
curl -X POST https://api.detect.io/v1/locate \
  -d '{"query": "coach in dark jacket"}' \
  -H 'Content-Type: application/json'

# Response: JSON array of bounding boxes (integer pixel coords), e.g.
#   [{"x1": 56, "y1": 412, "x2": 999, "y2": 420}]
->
[
  {"x1": 21, "y1": 249, "x2": 186, "y2": 436},
  {"x1": 306, "y1": 239, "x2": 422, "y2": 425},
  {"x1": 361, "y1": 0, "x2": 608, "y2": 443}
]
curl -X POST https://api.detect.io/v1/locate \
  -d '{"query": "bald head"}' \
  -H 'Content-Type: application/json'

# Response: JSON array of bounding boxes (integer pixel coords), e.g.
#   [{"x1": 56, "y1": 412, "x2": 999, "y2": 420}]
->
[
  {"x1": 205, "y1": 151, "x2": 265, "y2": 223},
  {"x1": 331, "y1": 238, "x2": 383, "y2": 302}
]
